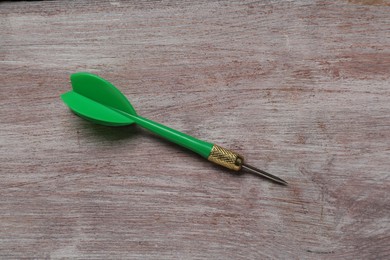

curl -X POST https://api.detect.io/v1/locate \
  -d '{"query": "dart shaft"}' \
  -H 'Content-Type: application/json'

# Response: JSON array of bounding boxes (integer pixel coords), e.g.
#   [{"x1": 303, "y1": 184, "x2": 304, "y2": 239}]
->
[{"x1": 124, "y1": 114, "x2": 214, "y2": 159}]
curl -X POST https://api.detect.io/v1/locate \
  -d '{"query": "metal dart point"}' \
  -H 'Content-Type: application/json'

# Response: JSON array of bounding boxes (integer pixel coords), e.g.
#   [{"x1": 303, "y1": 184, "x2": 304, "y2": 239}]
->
[{"x1": 241, "y1": 164, "x2": 288, "y2": 185}]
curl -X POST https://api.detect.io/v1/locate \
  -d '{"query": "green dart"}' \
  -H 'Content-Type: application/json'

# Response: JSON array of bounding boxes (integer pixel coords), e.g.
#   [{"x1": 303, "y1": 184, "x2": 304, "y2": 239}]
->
[{"x1": 61, "y1": 72, "x2": 287, "y2": 185}]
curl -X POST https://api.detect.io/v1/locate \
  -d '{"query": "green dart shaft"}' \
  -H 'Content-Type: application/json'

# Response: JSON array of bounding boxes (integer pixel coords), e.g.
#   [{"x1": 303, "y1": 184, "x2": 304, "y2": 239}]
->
[
  {"x1": 61, "y1": 72, "x2": 287, "y2": 185},
  {"x1": 119, "y1": 112, "x2": 213, "y2": 159}
]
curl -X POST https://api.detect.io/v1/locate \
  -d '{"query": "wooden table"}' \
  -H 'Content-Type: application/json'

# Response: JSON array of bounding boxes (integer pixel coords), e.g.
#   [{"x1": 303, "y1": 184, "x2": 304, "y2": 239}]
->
[{"x1": 1, "y1": 1, "x2": 389, "y2": 259}]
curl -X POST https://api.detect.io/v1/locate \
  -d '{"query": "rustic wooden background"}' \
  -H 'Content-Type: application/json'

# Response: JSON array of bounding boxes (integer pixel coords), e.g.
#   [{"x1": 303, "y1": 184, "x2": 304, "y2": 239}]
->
[{"x1": 1, "y1": 0, "x2": 389, "y2": 259}]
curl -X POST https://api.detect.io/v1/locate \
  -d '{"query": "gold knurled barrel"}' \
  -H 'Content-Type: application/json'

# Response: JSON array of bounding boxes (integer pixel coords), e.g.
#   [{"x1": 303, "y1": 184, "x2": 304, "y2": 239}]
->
[{"x1": 207, "y1": 144, "x2": 244, "y2": 171}]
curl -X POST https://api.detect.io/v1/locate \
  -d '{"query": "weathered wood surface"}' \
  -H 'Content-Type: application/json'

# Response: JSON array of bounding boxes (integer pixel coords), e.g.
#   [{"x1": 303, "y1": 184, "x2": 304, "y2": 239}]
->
[{"x1": 1, "y1": 0, "x2": 389, "y2": 259}]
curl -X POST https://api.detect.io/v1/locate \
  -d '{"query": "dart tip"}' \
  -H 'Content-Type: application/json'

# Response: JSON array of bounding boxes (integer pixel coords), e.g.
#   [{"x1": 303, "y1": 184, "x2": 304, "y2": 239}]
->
[
  {"x1": 241, "y1": 164, "x2": 288, "y2": 185},
  {"x1": 277, "y1": 178, "x2": 288, "y2": 186}
]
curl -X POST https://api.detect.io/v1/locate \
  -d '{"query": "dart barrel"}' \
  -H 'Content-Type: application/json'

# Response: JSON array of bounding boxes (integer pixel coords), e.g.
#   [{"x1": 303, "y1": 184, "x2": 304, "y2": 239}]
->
[{"x1": 207, "y1": 144, "x2": 244, "y2": 171}]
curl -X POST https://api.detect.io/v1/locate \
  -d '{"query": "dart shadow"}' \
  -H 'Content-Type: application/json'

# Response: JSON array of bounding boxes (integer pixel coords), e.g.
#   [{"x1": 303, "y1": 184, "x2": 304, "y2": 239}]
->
[
  {"x1": 69, "y1": 115, "x2": 199, "y2": 157},
  {"x1": 68, "y1": 116, "x2": 141, "y2": 143},
  {"x1": 73, "y1": 119, "x2": 208, "y2": 164},
  {"x1": 66, "y1": 116, "x2": 285, "y2": 185},
  {"x1": 67, "y1": 116, "x2": 247, "y2": 180},
  {"x1": 209, "y1": 163, "x2": 245, "y2": 178}
]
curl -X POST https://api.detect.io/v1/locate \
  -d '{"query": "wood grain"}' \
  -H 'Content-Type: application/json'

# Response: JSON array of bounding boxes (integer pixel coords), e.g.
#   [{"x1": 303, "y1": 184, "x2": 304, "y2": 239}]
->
[{"x1": 1, "y1": 0, "x2": 389, "y2": 259}]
